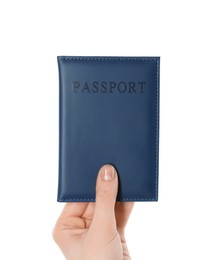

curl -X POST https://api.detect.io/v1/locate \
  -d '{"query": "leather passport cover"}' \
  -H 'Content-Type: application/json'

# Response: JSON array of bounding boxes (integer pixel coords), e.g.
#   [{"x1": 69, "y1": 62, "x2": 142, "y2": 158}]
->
[{"x1": 57, "y1": 56, "x2": 160, "y2": 202}]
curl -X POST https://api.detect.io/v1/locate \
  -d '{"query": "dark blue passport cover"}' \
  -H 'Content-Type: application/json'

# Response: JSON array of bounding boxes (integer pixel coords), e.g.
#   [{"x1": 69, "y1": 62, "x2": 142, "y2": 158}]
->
[{"x1": 57, "y1": 56, "x2": 160, "y2": 202}]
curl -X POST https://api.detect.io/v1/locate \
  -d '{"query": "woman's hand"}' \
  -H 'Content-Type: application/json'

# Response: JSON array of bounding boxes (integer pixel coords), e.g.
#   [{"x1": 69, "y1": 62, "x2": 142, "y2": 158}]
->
[{"x1": 52, "y1": 164, "x2": 134, "y2": 260}]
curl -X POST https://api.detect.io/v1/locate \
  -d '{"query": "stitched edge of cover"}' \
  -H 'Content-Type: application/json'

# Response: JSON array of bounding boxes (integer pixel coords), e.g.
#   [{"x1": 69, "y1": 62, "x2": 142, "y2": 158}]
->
[
  {"x1": 58, "y1": 56, "x2": 158, "y2": 61},
  {"x1": 58, "y1": 57, "x2": 159, "y2": 201},
  {"x1": 58, "y1": 198, "x2": 157, "y2": 202}
]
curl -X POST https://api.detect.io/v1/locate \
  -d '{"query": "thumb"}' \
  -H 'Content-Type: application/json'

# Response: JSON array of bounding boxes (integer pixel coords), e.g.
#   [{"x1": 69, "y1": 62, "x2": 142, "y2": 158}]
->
[{"x1": 91, "y1": 164, "x2": 118, "y2": 229}]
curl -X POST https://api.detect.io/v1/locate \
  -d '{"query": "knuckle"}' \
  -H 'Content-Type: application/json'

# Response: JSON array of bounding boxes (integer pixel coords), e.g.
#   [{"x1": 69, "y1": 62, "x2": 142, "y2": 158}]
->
[
  {"x1": 52, "y1": 226, "x2": 59, "y2": 242},
  {"x1": 96, "y1": 186, "x2": 111, "y2": 196},
  {"x1": 52, "y1": 221, "x2": 63, "y2": 243},
  {"x1": 96, "y1": 186, "x2": 115, "y2": 202}
]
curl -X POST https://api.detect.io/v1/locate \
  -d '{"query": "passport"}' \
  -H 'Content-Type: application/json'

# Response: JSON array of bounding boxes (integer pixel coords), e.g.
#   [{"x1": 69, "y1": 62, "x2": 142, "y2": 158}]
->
[{"x1": 57, "y1": 56, "x2": 160, "y2": 202}]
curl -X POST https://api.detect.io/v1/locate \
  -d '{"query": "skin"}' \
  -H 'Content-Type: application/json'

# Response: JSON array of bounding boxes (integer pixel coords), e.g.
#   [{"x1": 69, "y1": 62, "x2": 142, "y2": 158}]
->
[{"x1": 52, "y1": 164, "x2": 134, "y2": 260}]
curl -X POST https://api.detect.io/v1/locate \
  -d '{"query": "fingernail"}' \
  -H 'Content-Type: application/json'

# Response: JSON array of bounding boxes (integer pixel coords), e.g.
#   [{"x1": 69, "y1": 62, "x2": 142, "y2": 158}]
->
[{"x1": 102, "y1": 165, "x2": 115, "y2": 181}]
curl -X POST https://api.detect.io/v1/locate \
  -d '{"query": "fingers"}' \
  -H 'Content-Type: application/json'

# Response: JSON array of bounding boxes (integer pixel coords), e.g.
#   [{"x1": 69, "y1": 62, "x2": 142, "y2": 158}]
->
[
  {"x1": 90, "y1": 164, "x2": 118, "y2": 230},
  {"x1": 59, "y1": 202, "x2": 88, "y2": 219},
  {"x1": 81, "y1": 202, "x2": 95, "y2": 220},
  {"x1": 115, "y1": 202, "x2": 134, "y2": 231}
]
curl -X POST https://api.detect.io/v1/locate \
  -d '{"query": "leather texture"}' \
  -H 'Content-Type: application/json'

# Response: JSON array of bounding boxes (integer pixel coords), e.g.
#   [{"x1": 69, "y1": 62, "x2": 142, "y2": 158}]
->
[{"x1": 57, "y1": 56, "x2": 160, "y2": 202}]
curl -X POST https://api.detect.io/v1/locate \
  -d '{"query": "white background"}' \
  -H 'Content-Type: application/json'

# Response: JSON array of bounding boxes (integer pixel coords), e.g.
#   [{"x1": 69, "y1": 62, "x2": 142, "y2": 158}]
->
[{"x1": 0, "y1": 0, "x2": 214, "y2": 259}]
